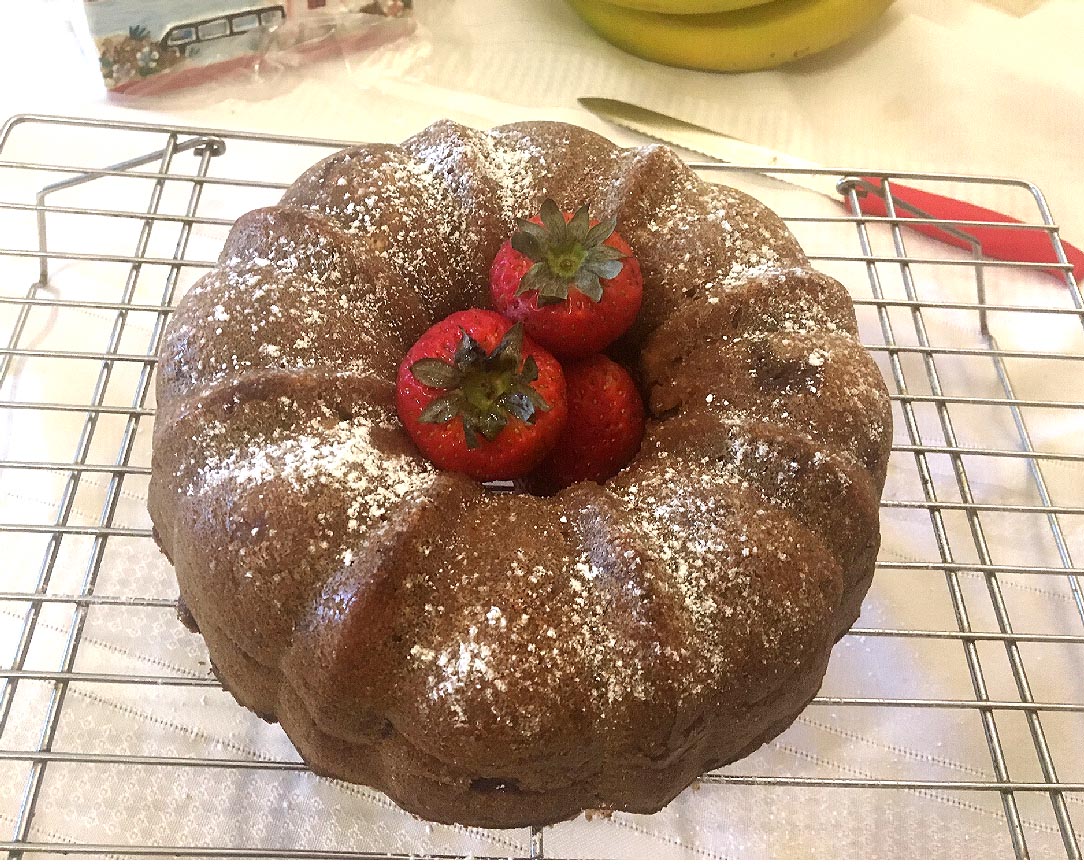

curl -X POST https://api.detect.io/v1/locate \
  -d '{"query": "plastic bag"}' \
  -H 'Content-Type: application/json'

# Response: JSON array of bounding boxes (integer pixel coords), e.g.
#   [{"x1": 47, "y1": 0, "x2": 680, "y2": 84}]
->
[{"x1": 85, "y1": 0, "x2": 414, "y2": 95}]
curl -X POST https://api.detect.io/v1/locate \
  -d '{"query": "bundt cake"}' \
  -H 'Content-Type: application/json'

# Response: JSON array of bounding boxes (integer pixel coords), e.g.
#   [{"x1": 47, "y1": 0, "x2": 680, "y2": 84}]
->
[{"x1": 149, "y1": 119, "x2": 891, "y2": 829}]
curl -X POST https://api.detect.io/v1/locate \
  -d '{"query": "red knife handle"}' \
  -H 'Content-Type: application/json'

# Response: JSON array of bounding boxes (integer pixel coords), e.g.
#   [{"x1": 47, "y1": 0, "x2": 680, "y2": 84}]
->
[{"x1": 854, "y1": 177, "x2": 1082, "y2": 284}]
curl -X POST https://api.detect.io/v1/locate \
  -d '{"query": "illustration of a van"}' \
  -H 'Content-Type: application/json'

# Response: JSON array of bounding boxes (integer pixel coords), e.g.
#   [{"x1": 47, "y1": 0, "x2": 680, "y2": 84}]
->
[{"x1": 161, "y1": 5, "x2": 286, "y2": 51}]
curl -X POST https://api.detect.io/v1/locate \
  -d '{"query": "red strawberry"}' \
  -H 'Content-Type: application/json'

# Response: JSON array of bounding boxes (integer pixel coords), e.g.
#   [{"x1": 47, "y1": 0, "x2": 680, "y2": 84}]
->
[
  {"x1": 396, "y1": 310, "x2": 567, "y2": 481},
  {"x1": 490, "y1": 199, "x2": 643, "y2": 359},
  {"x1": 530, "y1": 354, "x2": 645, "y2": 493}
]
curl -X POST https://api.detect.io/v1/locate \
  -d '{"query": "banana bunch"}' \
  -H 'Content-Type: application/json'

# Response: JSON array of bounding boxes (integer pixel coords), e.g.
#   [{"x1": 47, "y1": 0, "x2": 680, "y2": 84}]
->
[{"x1": 566, "y1": 0, "x2": 894, "y2": 72}]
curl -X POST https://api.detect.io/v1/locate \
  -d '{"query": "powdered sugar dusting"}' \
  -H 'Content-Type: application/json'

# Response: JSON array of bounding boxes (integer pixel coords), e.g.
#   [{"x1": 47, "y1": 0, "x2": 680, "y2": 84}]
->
[
  {"x1": 192, "y1": 404, "x2": 435, "y2": 532},
  {"x1": 613, "y1": 453, "x2": 829, "y2": 682},
  {"x1": 413, "y1": 126, "x2": 545, "y2": 227}
]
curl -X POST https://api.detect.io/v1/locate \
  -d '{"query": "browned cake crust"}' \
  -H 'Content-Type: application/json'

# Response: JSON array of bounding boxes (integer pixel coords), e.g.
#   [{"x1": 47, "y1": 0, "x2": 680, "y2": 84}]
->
[{"x1": 149, "y1": 120, "x2": 891, "y2": 828}]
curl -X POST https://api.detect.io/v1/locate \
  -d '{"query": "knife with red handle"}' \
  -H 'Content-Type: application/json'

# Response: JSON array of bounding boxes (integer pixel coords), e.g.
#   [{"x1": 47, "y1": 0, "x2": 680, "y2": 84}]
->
[
  {"x1": 855, "y1": 177, "x2": 1083, "y2": 284},
  {"x1": 579, "y1": 98, "x2": 1082, "y2": 286}
]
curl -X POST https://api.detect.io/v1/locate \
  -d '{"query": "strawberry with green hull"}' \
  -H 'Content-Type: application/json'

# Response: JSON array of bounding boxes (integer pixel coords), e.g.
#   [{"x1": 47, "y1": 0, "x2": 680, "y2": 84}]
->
[
  {"x1": 531, "y1": 354, "x2": 645, "y2": 494},
  {"x1": 396, "y1": 310, "x2": 567, "y2": 481},
  {"x1": 490, "y1": 200, "x2": 643, "y2": 359}
]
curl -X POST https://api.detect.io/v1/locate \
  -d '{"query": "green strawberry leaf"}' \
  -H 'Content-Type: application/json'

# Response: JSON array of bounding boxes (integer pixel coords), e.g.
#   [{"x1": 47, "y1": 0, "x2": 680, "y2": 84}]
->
[
  {"x1": 584, "y1": 259, "x2": 622, "y2": 281},
  {"x1": 586, "y1": 244, "x2": 625, "y2": 262},
  {"x1": 538, "y1": 199, "x2": 568, "y2": 245},
  {"x1": 493, "y1": 321, "x2": 524, "y2": 366},
  {"x1": 566, "y1": 203, "x2": 591, "y2": 240},
  {"x1": 497, "y1": 390, "x2": 536, "y2": 423},
  {"x1": 454, "y1": 328, "x2": 487, "y2": 368},
  {"x1": 411, "y1": 358, "x2": 464, "y2": 389},
  {"x1": 516, "y1": 261, "x2": 550, "y2": 297},
  {"x1": 520, "y1": 354, "x2": 539, "y2": 383},
  {"x1": 537, "y1": 279, "x2": 570, "y2": 306},
  {"x1": 477, "y1": 407, "x2": 507, "y2": 441},
  {"x1": 574, "y1": 269, "x2": 604, "y2": 302},
  {"x1": 462, "y1": 422, "x2": 481, "y2": 450},
  {"x1": 418, "y1": 393, "x2": 461, "y2": 424},
  {"x1": 510, "y1": 229, "x2": 544, "y2": 261},
  {"x1": 584, "y1": 215, "x2": 618, "y2": 248}
]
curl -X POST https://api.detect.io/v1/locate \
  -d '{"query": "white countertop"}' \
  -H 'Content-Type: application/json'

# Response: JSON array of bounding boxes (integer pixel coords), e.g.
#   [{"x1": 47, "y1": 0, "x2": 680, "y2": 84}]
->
[{"x1": 6, "y1": 0, "x2": 1084, "y2": 239}]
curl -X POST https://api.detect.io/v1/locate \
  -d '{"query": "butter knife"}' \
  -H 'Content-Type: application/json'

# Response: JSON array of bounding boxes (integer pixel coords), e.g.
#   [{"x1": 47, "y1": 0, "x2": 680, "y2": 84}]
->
[{"x1": 579, "y1": 97, "x2": 1082, "y2": 284}]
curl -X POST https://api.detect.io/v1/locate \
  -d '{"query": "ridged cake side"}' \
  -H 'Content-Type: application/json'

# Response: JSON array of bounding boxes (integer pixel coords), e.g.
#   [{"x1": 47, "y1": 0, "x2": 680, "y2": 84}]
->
[{"x1": 149, "y1": 120, "x2": 891, "y2": 828}]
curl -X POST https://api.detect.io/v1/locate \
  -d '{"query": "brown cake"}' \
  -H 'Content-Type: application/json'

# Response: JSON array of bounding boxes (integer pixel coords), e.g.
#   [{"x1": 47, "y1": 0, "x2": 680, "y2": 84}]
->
[{"x1": 149, "y1": 120, "x2": 891, "y2": 829}]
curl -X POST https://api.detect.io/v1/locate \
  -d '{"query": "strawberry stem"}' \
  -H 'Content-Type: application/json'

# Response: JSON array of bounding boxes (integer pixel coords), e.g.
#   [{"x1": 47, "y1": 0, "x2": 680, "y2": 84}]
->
[
  {"x1": 411, "y1": 323, "x2": 550, "y2": 449},
  {"x1": 511, "y1": 200, "x2": 624, "y2": 306}
]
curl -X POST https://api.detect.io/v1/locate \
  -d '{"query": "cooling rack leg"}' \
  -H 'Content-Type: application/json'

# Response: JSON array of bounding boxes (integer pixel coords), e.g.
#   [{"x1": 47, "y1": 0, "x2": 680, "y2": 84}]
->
[
  {"x1": 5, "y1": 139, "x2": 218, "y2": 856},
  {"x1": 1024, "y1": 182, "x2": 1084, "y2": 304},
  {"x1": 855, "y1": 178, "x2": 994, "y2": 337},
  {"x1": 0, "y1": 282, "x2": 51, "y2": 388},
  {"x1": 0, "y1": 136, "x2": 223, "y2": 417},
  {"x1": 841, "y1": 183, "x2": 1032, "y2": 859},
  {"x1": 990, "y1": 340, "x2": 1084, "y2": 857},
  {"x1": 990, "y1": 348, "x2": 1084, "y2": 627},
  {"x1": 1011, "y1": 181, "x2": 1084, "y2": 624},
  {"x1": 878, "y1": 180, "x2": 1080, "y2": 859},
  {"x1": 32, "y1": 136, "x2": 221, "y2": 288},
  {"x1": 529, "y1": 825, "x2": 544, "y2": 858}
]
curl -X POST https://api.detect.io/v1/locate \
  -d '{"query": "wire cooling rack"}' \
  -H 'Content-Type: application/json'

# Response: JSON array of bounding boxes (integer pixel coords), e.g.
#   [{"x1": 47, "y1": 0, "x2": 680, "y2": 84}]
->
[{"x1": 0, "y1": 114, "x2": 1081, "y2": 859}]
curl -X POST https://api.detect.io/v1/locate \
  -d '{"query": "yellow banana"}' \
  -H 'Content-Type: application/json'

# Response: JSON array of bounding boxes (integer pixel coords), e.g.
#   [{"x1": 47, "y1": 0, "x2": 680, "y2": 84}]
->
[
  {"x1": 566, "y1": 0, "x2": 894, "y2": 72},
  {"x1": 601, "y1": 0, "x2": 776, "y2": 13}
]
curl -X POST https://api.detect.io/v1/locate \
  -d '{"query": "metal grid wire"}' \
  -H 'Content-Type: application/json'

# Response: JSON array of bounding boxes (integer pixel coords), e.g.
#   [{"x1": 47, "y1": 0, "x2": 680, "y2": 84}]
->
[{"x1": 0, "y1": 114, "x2": 1082, "y2": 858}]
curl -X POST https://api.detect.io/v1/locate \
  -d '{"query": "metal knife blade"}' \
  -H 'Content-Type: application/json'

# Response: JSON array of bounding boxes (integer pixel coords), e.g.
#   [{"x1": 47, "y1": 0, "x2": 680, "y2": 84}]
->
[{"x1": 578, "y1": 96, "x2": 843, "y2": 200}]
